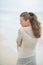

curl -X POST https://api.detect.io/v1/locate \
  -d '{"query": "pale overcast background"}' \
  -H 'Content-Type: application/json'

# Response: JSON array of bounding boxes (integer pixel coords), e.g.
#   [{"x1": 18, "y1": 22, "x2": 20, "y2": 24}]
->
[{"x1": 0, "y1": 0, "x2": 43, "y2": 65}]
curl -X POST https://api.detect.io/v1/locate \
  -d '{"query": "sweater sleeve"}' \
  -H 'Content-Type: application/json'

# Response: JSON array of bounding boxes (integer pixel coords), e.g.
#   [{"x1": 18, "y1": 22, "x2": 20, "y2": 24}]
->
[{"x1": 16, "y1": 29, "x2": 23, "y2": 51}]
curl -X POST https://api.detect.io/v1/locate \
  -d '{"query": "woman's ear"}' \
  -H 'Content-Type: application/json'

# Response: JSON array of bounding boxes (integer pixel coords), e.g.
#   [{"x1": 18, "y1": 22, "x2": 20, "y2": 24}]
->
[
  {"x1": 27, "y1": 19, "x2": 30, "y2": 23},
  {"x1": 27, "y1": 20, "x2": 31, "y2": 26}
]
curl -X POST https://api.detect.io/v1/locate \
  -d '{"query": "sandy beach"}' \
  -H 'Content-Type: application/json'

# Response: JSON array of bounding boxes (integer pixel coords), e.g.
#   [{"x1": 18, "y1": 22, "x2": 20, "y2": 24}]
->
[{"x1": 0, "y1": 45, "x2": 18, "y2": 65}]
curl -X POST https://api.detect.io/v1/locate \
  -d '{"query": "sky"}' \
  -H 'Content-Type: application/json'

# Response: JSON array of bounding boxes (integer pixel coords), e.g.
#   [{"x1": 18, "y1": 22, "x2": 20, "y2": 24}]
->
[{"x1": 0, "y1": 0, "x2": 43, "y2": 13}]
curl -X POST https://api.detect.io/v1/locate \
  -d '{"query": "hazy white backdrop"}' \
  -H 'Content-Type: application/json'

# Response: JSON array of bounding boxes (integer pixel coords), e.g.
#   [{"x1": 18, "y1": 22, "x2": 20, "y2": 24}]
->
[{"x1": 0, "y1": 0, "x2": 43, "y2": 65}]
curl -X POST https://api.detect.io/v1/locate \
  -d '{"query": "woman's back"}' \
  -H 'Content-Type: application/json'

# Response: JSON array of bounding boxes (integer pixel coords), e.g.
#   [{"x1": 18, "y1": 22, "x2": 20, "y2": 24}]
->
[{"x1": 17, "y1": 26, "x2": 38, "y2": 58}]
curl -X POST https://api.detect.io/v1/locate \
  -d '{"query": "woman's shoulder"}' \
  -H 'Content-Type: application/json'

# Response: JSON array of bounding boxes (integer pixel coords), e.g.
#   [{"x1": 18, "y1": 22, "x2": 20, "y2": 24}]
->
[
  {"x1": 18, "y1": 26, "x2": 32, "y2": 34},
  {"x1": 19, "y1": 26, "x2": 23, "y2": 32},
  {"x1": 18, "y1": 27, "x2": 23, "y2": 35}
]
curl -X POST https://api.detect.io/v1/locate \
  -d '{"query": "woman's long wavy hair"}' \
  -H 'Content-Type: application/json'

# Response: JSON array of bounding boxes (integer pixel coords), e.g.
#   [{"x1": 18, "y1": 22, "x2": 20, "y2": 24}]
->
[{"x1": 20, "y1": 12, "x2": 41, "y2": 38}]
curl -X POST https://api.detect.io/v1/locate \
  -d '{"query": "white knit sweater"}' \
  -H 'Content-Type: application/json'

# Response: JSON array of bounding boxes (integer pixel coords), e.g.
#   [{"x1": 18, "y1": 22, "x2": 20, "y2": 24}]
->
[{"x1": 16, "y1": 26, "x2": 38, "y2": 58}]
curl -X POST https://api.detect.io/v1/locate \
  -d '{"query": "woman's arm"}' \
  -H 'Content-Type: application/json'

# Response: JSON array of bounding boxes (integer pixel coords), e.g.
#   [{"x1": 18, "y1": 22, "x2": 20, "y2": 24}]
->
[{"x1": 16, "y1": 29, "x2": 22, "y2": 51}]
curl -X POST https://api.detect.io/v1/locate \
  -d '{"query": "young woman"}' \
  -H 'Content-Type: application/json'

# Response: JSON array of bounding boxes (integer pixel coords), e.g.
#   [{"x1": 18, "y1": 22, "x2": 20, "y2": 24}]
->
[{"x1": 16, "y1": 12, "x2": 41, "y2": 65}]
